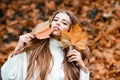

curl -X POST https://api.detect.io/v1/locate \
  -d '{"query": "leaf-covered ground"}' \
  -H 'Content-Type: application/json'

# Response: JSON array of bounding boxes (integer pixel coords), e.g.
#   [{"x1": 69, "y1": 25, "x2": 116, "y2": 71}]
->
[{"x1": 0, "y1": 0, "x2": 120, "y2": 80}]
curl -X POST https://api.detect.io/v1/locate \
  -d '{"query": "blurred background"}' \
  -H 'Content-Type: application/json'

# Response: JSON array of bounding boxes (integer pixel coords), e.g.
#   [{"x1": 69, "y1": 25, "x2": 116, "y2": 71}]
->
[{"x1": 0, "y1": 0, "x2": 120, "y2": 80}]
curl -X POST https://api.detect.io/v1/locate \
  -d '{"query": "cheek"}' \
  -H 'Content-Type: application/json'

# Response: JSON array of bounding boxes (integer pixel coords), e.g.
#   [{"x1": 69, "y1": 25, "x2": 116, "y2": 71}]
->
[
  {"x1": 60, "y1": 25, "x2": 70, "y2": 31},
  {"x1": 51, "y1": 22, "x2": 56, "y2": 29},
  {"x1": 51, "y1": 22, "x2": 54, "y2": 27}
]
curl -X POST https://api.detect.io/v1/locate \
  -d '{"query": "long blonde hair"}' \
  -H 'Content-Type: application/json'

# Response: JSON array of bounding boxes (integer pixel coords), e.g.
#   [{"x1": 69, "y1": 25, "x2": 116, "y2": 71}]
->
[{"x1": 22, "y1": 10, "x2": 89, "y2": 80}]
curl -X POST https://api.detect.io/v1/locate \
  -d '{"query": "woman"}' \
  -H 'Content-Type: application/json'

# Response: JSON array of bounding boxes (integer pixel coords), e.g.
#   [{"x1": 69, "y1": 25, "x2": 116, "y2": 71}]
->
[{"x1": 1, "y1": 10, "x2": 90, "y2": 80}]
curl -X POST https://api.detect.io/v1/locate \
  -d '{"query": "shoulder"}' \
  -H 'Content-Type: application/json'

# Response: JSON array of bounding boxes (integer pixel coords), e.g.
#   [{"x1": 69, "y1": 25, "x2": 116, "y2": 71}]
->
[
  {"x1": 1, "y1": 52, "x2": 28, "y2": 70},
  {"x1": 1, "y1": 52, "x2": 28, "y2": 80},
  {"x1": 5, "y1": 52, "x2": 28, "y2": 64}
]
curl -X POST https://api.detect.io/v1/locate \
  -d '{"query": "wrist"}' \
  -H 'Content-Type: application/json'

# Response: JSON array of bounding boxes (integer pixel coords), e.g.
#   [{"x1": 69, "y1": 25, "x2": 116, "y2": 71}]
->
[
  {"x1": 10, "y1": 46, "x2": 23, "y2": 57},
  {"x1": 14, "y1": 44, "x2": 25, "y2": 52},
  {"x1": 81, "y1": 66, "x2": 88, "y2": 74},
  {"x1": 77, "y1": 59, "x2": 85, "y2": 68},
  {"x1": 9, "y1": 50, "x2": 19, "y2": 57}
]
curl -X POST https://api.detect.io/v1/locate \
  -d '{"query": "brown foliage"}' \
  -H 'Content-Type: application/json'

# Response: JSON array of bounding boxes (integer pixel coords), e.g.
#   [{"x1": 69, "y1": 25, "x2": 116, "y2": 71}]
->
[{"x1": 0, "y1": 0, "x2": 120, "y2": 79}]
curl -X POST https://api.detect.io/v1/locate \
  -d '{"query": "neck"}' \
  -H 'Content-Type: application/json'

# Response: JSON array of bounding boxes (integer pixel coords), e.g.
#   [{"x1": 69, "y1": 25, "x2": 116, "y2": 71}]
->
[
  {"x1": 52, "y1": 36, "x2": 60, "y2": 41},
  {"x1": 50, "y1": 35, "x2": 60, "y2": 41}
]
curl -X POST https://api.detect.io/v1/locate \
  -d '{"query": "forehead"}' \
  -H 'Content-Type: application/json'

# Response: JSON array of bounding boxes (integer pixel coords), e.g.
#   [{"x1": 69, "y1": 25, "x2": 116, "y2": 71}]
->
[{"x1": 54, "y1": 13, "x2": 71, "y2": 21}]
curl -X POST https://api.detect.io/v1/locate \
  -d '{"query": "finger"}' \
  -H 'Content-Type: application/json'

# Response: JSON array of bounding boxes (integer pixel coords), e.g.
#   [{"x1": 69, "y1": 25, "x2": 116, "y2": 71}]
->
[
  {"x1": 24, "y1": 35, "x2": 33, "y2": 40},
  {"x1": 69, "y1": 58, "x2": 78, "y2": 62},
  {"x1": 68, "y1": 56, "x2": 78, "y2": 62},
  {"x1": 24, "y1": 36, "x2": 32, "y2": 41},
  {"x1": 72, "y1": 49, "x2": 80, "y2": 54},
  {"x1": 67, "y1": 53, "x2": 76, "y2": 57},
  {"x1": 67, "y1": 50, "x2": 78, "y2": 57},
  {"x1": 21, "y1": 33, "x2": 34, "y2": 40},
  {"x1": 26, "y1": 33, "x2": 35, "y2": 39},
  {"x1": 22, "y1": 37, "x2": 31, "y2": 42},
  {"x1": 23, "y1": 34, "x2": 34, "y2": 40},
  {"x1": 68, "y1": 56, "x2": 76, "y2": 61},
  {"x1": 22, "y1": 41, "x2": 30, "y2": 47},
  {"x1": 19, "y1": 38, "x2": 30, "y2": 47}
]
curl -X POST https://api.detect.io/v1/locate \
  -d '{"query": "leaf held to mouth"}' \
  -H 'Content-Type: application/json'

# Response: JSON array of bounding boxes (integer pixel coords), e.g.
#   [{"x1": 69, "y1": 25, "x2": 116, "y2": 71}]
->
[{"x1": 32, "y1": 21, "x2": 52, "y2": 39}]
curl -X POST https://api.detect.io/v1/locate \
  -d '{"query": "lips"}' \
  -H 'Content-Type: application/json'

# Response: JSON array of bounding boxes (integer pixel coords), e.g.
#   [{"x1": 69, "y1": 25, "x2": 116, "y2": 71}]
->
[{"x1": 53, "y1": 26, "x2": 60, "y2": 31}]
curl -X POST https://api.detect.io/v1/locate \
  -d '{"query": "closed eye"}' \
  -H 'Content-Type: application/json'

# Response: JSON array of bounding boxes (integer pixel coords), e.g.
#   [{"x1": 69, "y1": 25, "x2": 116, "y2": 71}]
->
[
  {"x1": 62, "y1": 22, "x2": 67, "y2": 25},
  {"x1": 53, "y1": 19, "x2": 58, "y2": 21}
]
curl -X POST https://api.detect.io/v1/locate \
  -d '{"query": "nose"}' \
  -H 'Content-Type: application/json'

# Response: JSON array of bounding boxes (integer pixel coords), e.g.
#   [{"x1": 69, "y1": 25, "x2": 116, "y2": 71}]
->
[
  {"x1": 56, "y1": 23, "x2": 60, "y2": 26},
  {"x1": 56, "y1": 20, "x2": 60, "y2": 26}
]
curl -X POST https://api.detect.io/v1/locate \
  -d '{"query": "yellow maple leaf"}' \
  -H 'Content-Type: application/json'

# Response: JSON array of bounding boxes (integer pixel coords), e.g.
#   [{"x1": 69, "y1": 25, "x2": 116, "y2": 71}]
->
[
  {"x1": 60, "y1": 23, "x2": 88, "y2": 50},
  {"x1": 60, "y1": 30, "x2": 70, "y2": 40}
]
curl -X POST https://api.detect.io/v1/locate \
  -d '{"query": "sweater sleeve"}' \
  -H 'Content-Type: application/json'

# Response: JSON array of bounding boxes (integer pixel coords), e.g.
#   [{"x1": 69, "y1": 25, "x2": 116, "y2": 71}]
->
[
  {"x1": 1, "y1": 52, "x2": 28, "y2": 80},
  {"x1": 80, "y1": 69, "x2": 90, "y2": 80}
]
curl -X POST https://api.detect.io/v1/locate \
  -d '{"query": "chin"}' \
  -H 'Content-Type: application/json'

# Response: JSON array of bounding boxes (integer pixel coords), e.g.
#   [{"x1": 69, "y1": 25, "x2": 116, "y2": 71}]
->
[{"x1": 52, "y1": 31, "x2": 60, "y2": 37}]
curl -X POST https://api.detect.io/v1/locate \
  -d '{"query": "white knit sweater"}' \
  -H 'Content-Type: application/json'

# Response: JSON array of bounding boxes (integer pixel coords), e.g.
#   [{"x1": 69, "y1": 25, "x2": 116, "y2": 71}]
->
[{"x1": 1, "y1": 38, "x2": 89, "y2": 80}]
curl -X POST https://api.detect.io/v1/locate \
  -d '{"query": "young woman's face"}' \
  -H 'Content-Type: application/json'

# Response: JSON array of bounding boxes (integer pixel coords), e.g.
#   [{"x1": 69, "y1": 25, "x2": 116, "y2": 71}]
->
[{"x1": 51, "y1": 12, "x2": 71, "y2": 37}]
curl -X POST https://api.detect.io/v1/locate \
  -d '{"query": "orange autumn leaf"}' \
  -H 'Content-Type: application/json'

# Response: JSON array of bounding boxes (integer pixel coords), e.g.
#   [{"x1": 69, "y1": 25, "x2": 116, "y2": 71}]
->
[
  {"x1": 35, "y1": 26, "x2": 52, "y2": 39},
  {"x1": 60, "y1": 30, "x2": 71, "y2": 40},
  {"x1": 32, "y1": 21, "x2": 52, "y2": 39},
  {"x1": 60, "y1": 23, "x2": 88, "y2": 50},
  {"x1": 70, "y1": 23, "x2": 88, "y2": 50}
]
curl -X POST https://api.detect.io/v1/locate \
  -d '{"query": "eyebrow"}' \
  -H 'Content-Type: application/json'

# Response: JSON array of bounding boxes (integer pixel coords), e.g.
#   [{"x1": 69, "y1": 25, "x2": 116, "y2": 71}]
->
[
  {"x1": 54, "y1": 17, "x2": 70, "y2": 23},
  {"x1": 62, "y1": 19, "x2": 69, "y2": 23}
]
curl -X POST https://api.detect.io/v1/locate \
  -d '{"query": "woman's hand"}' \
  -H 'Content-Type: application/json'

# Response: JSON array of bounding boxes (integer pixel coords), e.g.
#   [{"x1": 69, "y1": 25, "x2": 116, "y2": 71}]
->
[
  {"x1": 67, "y1": 49, "x2": 88, "y2": 73},
  {"x1": 11, "y1": 33, "x2": 35, "y2": 57}
]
